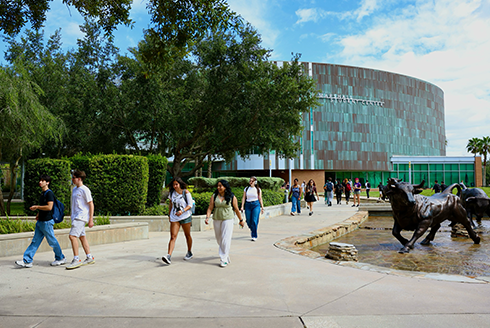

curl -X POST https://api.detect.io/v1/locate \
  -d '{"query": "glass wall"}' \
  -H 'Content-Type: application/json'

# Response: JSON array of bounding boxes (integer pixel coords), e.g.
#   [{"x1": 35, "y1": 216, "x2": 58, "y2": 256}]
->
[{"x1": 392, "y1": 163, "x2": 475, "y2": 188}]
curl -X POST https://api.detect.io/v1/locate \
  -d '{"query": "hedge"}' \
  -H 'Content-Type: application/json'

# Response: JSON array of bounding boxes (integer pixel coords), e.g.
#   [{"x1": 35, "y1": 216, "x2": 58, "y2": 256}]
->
[
  {"x1": 89, "y1": 154, "x2": 149, "y2": 215},
  {"x1": 188, "y1": 177, "x2": 284, "y2": 192},
  {"x1": 147, "y1": 154, "x2": 168, "y2": 206},
  {"x1": 69, "y1": 153, "x2": 93, "y2": 186},
  {"x1": 24, "y1": 159, "x2": 71, "y2": 216}
]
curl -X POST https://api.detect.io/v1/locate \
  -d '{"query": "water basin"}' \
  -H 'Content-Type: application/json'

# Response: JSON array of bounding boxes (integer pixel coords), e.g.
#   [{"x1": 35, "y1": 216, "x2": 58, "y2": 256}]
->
[{"x1": 311, "y1": 216, "x2": 490, "y2": 277}]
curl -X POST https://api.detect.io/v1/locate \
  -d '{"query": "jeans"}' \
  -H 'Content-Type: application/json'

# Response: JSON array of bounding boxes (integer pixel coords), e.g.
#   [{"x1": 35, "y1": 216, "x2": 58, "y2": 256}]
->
[
  {"x1": 326, "y1": 191, "x2": 333, "y2": 205},
  {"x1": 23, "y1": 219, "x2": 64, "y2": 263},
  {"x1": 245, "y1": 200, "x2": 261, "y2": 239},
  {"x1": 366, "y1": 189, "x2": 370, "y2": 198},
  {"x1": 291, "y1": 195, "x2": 301, "y2": 214}
]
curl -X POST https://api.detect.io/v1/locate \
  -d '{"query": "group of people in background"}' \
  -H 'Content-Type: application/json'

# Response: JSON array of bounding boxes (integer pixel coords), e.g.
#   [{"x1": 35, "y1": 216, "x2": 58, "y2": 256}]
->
[{"x1": 289, "y1": 179, "x2": 319, "y2": 216}]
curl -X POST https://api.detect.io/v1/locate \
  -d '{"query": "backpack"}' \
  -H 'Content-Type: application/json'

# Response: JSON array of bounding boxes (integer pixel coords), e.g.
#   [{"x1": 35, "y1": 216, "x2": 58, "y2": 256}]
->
[
  {"x1": 45, "y1": 189, "x2": 65, "y2": 223},
  {"x1": 325, "y1": 182, "x2": 333, "y2": 192},
  {"x1": 367, "y1": 182, "x2": 371, "y2": 189},
  {"x1": 346, "y1": 183, "x2": 352, "y2": 191}
]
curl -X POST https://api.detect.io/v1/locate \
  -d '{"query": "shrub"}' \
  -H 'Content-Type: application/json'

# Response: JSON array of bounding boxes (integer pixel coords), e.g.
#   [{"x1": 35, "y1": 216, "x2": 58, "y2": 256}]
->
[
  {"x1": 89, "y1": 154, "x2": 149, "y2": 215},
  {"x1": 142, "y1": 204, "x2": 169, "y2": 216},
  {"x1": 24, "y1": 159, "x2": 71, "y2": 216},
  {"x1": 189, "y1": 176, "x2": 284, "y2": 192},
  {"x1": 147, "y1": 154, "x2": 168, "y2": 206},
  {"x1": 0, "y1": 215, "x2": 110, "y2": 234},
  {"x1": 193, "y1": 192, "x2": 213, "y2": 215}
]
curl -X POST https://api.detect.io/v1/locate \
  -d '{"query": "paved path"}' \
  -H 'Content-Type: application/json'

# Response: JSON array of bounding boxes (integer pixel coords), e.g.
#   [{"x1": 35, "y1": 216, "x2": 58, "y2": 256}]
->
[{"x1": 1, "y1": 202, "x2": 490, "y2": 328}]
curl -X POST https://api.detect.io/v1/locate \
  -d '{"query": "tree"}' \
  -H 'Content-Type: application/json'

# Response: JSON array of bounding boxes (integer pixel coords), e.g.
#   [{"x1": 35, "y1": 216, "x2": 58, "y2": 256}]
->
[
  {"x1": 0, "y1": 62, "x2": 64, "y2": 215},
  {"x1": 467, "y1": 136, "x2": 490, "y2": 186},
  {"x1": 478, "y1": 136, "x2": 490, "y2": 187},
  {"x1": 118, "y1": 24, "x2": 319, "y2": 178},
  {"x1": 0, "y1": 0, "x2": 240, "y2": 61},
  {"x1": 466, "y1": 137, "x2": 480, "y2": 157}
]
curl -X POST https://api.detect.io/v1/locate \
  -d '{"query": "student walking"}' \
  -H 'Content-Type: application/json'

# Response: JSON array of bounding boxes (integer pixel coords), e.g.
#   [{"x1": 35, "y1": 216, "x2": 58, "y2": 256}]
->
[
  {"x1": 15, "y1": 174, "x2": 66, "y2": 268},
  {"x1": 365, "y1": 180, "x2": 371, "y2": 199},
  {"x1": 162, "y1": 178, "x2": 194, "y2": 265},
  {"x1": 241, "y1": 176, "x2": 264, "y2": 241},
  {"x1": 289, "y1": 178, "x2": 302, "y2": 216},
  {"x1": 324, "y1": 177, "x2": 334, "y2": 206},
  {"x1": 205, "y1": 180, "x2": 244, "y2": 267},
  {"x1": 334, "y1": 179, "x2": 344, "y2": 205},
  {"x1": 305, "y1": 179, "x2": 319, "y2": 216},
  {"x1": 66, "y1": 170, "x2": 95, "y2": 270},
  {"x1": 352, "y1": 178, "x2": 361, "y2": 207},
  {"x1": 343, "y1": 178, "x2": 351, "y2": 205}
]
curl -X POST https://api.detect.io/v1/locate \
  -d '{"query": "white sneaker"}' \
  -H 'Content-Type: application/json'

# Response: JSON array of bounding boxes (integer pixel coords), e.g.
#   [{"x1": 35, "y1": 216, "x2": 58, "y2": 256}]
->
[
  {"x1": 66, "y1": 258, "x2": 83, "y2": 270},
  {"x1": 50, "y1": 258, "x2": 66, "y2": 266},
  {"x1": 251, "y1": 237, "x2": 257, "y2": 242},
  {"x1": 220, "y1": 261, "x2": 228, "y2": 267},
  {"x1": 82, "y1": 256, "x2": 95, "y2": 266},
  {"x1": 15, "y1": 260, "x2": 32, "y2": 268}
]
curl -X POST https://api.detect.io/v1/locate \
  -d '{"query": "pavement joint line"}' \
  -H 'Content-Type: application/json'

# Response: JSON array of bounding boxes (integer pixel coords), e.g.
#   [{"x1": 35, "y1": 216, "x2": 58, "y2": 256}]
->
[{"x1": 300, "y1": 275, "x2": 387, "y2": 317}]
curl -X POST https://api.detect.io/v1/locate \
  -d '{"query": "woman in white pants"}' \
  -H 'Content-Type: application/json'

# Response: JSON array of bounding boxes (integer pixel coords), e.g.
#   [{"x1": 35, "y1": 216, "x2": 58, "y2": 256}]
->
[{"x1": 205, "y1": 180, "x2": 244, "y2": 267}]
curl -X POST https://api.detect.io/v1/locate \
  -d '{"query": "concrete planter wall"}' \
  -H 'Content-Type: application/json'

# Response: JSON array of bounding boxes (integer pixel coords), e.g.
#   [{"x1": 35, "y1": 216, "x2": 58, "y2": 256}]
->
[{"x1": 0, "y1": 222, "x2": 148, "y2": 258}]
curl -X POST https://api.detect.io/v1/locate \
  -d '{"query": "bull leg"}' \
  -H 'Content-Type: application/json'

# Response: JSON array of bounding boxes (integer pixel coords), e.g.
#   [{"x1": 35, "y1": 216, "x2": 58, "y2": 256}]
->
[
  {"x1": 399, "y1": 222, "x2": 431, "y2": 254},
  {"x1": 392, "y1": 222, "x2": 409, "y2": 247},
  {"x1": 420, "y1": 223, "x2": 441, "y2": 245},
  {"x1": 454, "y1": 211, "x2": 481, "y2": 244},
  {"x1": 467, "y1": 209, "x2": 476, "y2": 228}
]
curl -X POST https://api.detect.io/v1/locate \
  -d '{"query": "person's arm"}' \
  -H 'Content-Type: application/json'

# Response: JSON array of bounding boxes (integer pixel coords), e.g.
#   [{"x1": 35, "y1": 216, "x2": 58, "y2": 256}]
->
[
  {"x1": 241, "y1": 189, "x2": 246, "y2": 211},
  {"x1": 30, "y1": 201, "x2": 53, "y2": 212},
  {"x1": 232, "y1": 196, "x2": 244, "y2": 227},
  {"x1": 315, "y1": 186, "x2": 319, "y2": 198},
  {"x1": 205, "y1": 195, "x2": 215, "y2": 225},
  {"x1": 299, "y1": 187, "x2": 303, "y2": 198},
  {"x1": 258, "y1": 189, "x2": 264, "y2": 213},
  {"x1": 88, "y1": 201, "x2": 94, "y2": 228}
]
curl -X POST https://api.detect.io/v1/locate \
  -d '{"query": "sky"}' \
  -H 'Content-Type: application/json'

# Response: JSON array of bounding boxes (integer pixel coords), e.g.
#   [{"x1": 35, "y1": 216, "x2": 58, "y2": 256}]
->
[{"x1": 2, "y1": 0, "x2": 489, "y2": 157}]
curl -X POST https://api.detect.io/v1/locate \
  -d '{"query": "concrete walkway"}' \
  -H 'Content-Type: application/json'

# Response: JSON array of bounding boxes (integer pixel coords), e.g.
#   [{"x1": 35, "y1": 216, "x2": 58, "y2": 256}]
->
[{"x1": 1, "y1": 201, "x2": 490, "y2": 328}]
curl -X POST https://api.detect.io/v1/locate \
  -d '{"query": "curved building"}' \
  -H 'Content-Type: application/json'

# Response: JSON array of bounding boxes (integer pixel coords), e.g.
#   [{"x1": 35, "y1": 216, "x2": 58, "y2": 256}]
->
[{"x1": 213, "y1": 62, "x2": 479, "y2": 188}]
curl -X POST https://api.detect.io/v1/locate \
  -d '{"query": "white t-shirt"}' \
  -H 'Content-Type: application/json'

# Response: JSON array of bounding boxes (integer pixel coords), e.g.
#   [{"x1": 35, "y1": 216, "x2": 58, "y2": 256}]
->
[
  {"x1": 169, "y1": 190, "x2": 193, "y2": 222},
  {"x1": 71, "y1": 185, "x2": 93, "y2": 222},
  {"x1": 244, "y1": 186, "x2": 260, "y2": 202}
]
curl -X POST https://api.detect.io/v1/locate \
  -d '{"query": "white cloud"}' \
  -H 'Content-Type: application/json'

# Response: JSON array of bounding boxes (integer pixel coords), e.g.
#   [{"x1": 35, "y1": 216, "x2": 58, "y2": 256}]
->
[
  {"x1": 227, "y1": 0, "x2": 281, "y2": 53},
  {"x1": 355, "y1": 0, "x2": 379, "y2": 21},
  {"x1": 327, "y1": 0, "x2": 490, "y2": 156}
]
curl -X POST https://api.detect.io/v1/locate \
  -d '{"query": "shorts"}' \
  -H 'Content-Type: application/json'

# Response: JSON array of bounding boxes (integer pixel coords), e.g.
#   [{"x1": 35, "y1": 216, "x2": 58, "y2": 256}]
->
[
  {"x1": 353, "y1": 190, "x2": 361, "y2": 195},
  {"x1": 69, "y1": 219, "x2": 87, "y2": 237},
  {"x1": 178, "y1": 216, "x2": 192, "y2": 225}
]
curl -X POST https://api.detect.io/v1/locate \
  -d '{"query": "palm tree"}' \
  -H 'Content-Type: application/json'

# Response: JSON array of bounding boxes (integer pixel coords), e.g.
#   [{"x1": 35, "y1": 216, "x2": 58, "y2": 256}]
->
[
  {"x1": 466, "y1": 137, "x2": 481, "y2": 157},
  {"x1": 479, "y1": 136, "x2": 490, "y2": 186}
]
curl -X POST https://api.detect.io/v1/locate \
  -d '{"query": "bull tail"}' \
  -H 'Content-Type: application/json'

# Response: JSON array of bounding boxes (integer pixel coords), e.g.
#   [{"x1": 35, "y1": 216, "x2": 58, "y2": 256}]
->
[{"x1": 444, "y1": 183, "x2": 461, "y2": 195}]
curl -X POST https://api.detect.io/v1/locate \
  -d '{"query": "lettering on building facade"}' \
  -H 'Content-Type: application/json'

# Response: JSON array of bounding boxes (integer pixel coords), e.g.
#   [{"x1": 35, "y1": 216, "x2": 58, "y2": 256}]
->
[{"x1": 318, "y1": 93, "x2": 385, "y2": 107}]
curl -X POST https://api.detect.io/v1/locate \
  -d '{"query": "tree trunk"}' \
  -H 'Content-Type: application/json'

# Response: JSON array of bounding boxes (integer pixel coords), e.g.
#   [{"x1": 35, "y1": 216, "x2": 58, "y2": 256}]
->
[
  {"x1": 207, "y1": 155, "x2": 213, "y2": 178},
  {"x1": 6, "y1": 156, "x2": 21, "y2": 216}
]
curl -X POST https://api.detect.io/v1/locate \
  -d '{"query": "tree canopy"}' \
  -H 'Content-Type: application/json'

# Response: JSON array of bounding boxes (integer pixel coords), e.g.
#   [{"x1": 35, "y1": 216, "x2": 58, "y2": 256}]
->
[{"x1": 0, "y1": 0, "x2": 240, "y2": 61}]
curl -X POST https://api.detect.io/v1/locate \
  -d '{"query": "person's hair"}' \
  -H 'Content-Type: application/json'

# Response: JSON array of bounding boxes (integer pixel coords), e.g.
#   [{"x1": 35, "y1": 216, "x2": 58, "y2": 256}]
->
[
  {"x1": 214, "y1": 179, "x2": 234, "y2": 205},
  {"x1": 39, "y1": 174, "x2": 51, "y2": 184},
  {"x1": 435, "y1": 180, "x2": 438, "y2": 183},
  {"x1": 294, "y1": 178, "x2": 298, "y2": 183},
  {"x1": 72, "y1": 170, "x2": 86, "y2": 181},
  {"x1": 169, "y1": 177, "x2": 187, "y2": 195},
  {"x1": 308, "y1": 179, "x2": 316, "y2": 186},
  {"x1": 328, "y1": 177, "x2": 332, "y2": 181}
]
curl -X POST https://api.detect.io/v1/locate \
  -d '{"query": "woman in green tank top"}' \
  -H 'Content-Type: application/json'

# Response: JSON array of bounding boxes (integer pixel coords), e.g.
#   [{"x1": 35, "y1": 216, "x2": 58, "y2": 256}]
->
[{"x1": 205, "y1": 180, "x2": 244, "y2": 267}]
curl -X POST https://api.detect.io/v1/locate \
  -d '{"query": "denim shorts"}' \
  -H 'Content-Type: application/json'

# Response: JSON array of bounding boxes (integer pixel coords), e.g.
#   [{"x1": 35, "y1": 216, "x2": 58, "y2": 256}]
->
[
  {"x1": 353, "y1": 190, "x2": 361, "y2": 195},
  {"x1": 178, "y1": 216, "x2": 192, "y2": 225}
]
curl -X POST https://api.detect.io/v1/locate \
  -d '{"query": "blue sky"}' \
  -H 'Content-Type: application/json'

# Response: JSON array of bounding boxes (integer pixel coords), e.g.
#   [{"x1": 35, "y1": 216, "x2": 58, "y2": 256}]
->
[{"x1": 2, "y1": 0, "x2": 489, "y2": 157}]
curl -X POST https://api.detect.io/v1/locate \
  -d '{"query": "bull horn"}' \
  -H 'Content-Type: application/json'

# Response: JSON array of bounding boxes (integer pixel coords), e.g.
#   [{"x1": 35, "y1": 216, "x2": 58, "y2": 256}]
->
[{"x1": 413, "y1": 180, "x2": 425, "y2": 189}]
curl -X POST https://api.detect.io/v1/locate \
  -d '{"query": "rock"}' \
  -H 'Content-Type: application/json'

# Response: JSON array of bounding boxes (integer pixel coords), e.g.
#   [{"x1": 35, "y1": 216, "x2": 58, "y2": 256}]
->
[{"x1": 325, "y1": 242, "x2": 358, "y2": 261}]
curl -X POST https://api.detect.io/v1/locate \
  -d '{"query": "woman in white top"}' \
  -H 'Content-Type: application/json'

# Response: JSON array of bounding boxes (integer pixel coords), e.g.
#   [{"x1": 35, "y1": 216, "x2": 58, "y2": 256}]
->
[
  {"x1": 240, "y1": 176, "x2": 264, "y2": 241},
  {"x1": 162, "y1": 178, "x2": 193, "y2": 265}
]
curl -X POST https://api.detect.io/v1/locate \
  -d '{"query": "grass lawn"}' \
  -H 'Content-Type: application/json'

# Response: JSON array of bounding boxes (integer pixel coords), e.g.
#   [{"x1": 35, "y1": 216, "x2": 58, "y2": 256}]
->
[{"x1": 2, "y1": 201, "x2": 25, "y2": 216}]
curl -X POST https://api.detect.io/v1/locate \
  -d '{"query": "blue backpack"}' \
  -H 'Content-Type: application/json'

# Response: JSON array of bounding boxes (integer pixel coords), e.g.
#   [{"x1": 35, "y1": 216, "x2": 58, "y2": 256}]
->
[{"x1": 45, "y1": 189, "x2": 65, "y2": 223}]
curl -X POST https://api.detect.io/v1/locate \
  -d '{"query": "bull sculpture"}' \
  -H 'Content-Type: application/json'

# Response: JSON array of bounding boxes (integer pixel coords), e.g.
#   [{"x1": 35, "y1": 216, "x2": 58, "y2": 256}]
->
[
  {"x1": 384, "y1": 178, "x2": 480, "y2": 253},
  {"x1": 458, "y1": 185, "x2": 490, "y2": 227}
]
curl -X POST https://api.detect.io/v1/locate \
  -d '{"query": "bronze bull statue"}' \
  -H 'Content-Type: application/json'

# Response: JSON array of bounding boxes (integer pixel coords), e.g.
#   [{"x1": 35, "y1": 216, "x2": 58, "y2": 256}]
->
[
  {"x1": 458, "y1": 185, "x2": 490, "y2": 227},
  {"x1": 384, "y1": 178, "x2": 480, "y2": 253}
]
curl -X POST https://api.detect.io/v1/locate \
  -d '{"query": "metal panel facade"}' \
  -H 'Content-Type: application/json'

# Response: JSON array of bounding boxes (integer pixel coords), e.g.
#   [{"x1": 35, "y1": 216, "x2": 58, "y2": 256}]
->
[{"x1": 301, "y1": 62, "x2": 446, "y2": 171}]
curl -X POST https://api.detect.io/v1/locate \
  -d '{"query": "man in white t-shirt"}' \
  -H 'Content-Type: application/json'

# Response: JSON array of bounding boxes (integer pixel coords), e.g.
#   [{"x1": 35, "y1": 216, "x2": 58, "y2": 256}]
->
[{"x1": 66, "y1": 170, "x2": 95, "y2": 270}]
